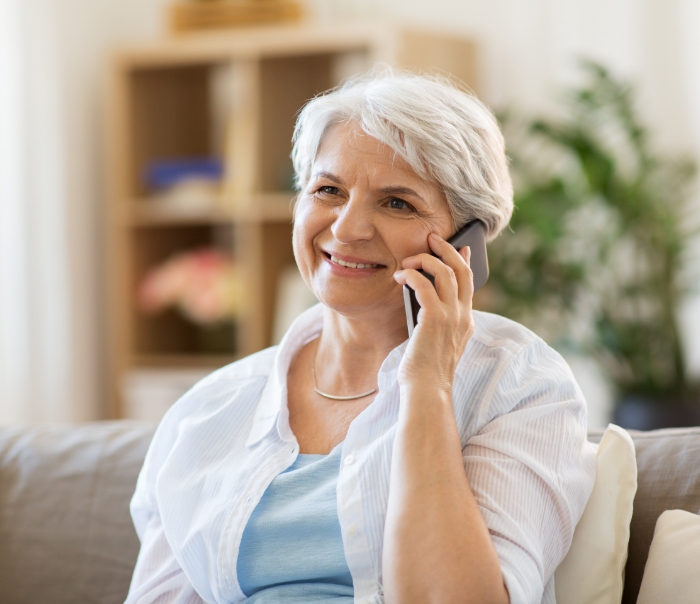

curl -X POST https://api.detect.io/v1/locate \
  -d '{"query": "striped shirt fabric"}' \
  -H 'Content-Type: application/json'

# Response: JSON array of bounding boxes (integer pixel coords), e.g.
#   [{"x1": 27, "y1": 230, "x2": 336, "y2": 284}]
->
[{"x1": 126, "y1": 303, "x2": 596, "y2": 604}]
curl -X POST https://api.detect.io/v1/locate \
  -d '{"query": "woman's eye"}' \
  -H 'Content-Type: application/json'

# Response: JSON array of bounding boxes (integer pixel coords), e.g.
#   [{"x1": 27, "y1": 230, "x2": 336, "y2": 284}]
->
[
  {"x1": 318, "y1": 186, "x2": 339, "y2": 195},
  {"x1": 388, "y1": 198, "x2": 411, "y2": 211}
]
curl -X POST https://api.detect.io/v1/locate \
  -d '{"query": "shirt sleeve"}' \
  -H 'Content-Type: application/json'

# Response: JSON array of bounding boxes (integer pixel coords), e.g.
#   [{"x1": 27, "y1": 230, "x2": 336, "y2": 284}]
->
[
  {"x1": 125, "y1": 507, "x2": 205, "y2": 604},
  {"x1": 126, "y1": 395, "x2": 208, "y2": 604},
  {"x1": 462, "y1": 338, "x2": 596, "y2": 604}
]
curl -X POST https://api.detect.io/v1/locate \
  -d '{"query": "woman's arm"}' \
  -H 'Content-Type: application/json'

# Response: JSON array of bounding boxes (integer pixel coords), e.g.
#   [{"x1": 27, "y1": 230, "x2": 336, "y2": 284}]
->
[
  {"x1": 127, "y1": 400, "x2": 208, "y2": 604},
  {"x1": 387, "y1": 234, "x2": 509, "y2": 604},
  {"x1": 383, "y1": 384, "x2": 509, "y2": 604}
]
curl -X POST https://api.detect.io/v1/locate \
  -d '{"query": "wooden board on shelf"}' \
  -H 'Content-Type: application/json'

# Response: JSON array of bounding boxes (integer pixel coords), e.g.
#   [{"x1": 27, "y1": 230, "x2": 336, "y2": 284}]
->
[
  {"x1": 130, "y1": 200, "x2": 235, "y2": 227},
  {"x1": 132, "y1": 353, "x2": 240, "y2": 368}
]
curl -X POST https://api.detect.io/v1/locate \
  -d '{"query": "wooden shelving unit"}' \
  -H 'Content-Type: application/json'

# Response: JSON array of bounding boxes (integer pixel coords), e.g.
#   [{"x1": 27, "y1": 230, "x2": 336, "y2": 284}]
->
[{"x1": 104, "y1": 23, "x2": 477, "y2": 418}]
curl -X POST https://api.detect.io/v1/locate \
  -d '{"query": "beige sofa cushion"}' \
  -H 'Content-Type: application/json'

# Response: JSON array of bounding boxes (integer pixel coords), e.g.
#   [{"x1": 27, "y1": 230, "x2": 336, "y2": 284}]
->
[
  {"x1": 555, "y1": 424, "x2": 637, "y2": 604},
  {"x1": 636, "y1": 509, "x2": 700, "y2": 604},
  {"x1": 0, "y1": 422, "x2": 155, "y2": 604},
  {"x1": 618, "y1": 428, "x2": 700, "y2": 604}
]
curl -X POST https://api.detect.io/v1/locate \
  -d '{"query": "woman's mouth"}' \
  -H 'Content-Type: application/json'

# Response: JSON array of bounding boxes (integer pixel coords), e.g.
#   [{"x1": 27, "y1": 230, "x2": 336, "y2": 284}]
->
[
  {"x1": 329, "y1": 255, "x2": 379, "y2": 269},
  {"x1": 323, "y1": 251, "x2": 383, "y2": 270}
]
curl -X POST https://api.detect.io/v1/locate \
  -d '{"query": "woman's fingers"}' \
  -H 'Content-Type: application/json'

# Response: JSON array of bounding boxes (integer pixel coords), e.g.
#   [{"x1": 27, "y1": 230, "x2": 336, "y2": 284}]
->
[
  {"x1": 427, "y1": 234, "x2": 474, "y2": 304},
  {"x1": 401, "y1": 234, "x2": 474, "y2": 305},
  {"x1": 393, "y1": 268, "x2": 440, "y2": 310},
  {"x1": 413, "y1": 255, "x2": 459, "y2": 302}
]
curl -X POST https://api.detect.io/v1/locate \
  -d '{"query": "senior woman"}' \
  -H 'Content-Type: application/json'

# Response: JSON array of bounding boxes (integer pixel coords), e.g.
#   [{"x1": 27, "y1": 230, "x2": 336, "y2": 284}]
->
[{"x1": 126, "y1": 70, "x2": 596, "y2": 604}]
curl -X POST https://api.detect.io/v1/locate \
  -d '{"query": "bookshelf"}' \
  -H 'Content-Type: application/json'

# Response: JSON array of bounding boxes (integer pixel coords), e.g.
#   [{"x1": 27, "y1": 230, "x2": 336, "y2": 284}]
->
[{"x1": 104, "y1": 23, "x2": 477, "y2": 419}]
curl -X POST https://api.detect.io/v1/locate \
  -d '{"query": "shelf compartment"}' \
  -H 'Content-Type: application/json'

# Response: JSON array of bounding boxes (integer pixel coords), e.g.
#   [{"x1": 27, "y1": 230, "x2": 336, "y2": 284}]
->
[
  {"x1": 258, "y1": 53, "x2": 335, "y2": 192},
  {"x1": 130, "y1": 224, "x2": 237, "y2": 356},
  {"x1": 128, "y1": 62, "x2": 229, "y2": 198}
]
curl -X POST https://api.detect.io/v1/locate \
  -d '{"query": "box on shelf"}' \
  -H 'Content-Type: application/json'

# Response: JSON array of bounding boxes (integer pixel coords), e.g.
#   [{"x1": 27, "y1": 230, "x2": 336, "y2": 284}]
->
[{"x1": 170, "y1": 0, "x2": 304, "y2": 33}]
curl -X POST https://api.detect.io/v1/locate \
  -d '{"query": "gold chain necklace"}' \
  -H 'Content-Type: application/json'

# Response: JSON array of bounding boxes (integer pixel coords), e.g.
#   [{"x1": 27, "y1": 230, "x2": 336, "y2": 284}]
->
[{"x1": 312, "y1": 340, "x2": 378, "y2": 401}]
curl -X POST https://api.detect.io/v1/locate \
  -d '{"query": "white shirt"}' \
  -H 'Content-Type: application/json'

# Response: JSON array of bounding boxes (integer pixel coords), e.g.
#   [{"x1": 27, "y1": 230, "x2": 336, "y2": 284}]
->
[{"x1": 126, "y1": 304, "x2": 596, "y2": 604}]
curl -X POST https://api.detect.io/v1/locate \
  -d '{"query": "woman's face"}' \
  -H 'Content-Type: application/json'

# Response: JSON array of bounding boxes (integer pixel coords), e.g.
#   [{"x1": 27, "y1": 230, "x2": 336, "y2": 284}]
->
[{"x1": 293, "y1": 121, "x2": 454, "y2": 319}]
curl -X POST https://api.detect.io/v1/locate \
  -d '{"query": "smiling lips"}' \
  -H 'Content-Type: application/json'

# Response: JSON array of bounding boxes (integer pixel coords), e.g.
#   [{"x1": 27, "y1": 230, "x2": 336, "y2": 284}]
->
[{"x1": 329, "y1": 254, "x2": 381, "y2": 270}]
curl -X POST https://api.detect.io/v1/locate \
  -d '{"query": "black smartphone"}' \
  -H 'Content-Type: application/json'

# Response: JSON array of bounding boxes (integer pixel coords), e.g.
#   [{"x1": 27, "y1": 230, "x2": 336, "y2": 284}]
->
[{"x1": 403, "y1": 220, "x2": 489, "y2": 336}]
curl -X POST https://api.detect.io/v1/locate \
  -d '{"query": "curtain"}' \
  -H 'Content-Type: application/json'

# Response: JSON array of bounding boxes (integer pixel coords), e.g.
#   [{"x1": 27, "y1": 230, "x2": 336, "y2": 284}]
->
[{"x1": 0, "y1": 0, "x2": 72, "y2": 422}]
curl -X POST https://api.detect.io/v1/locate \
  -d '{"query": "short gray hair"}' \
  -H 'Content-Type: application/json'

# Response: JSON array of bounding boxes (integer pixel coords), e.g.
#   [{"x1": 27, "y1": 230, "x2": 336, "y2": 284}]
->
[{"x1": 291, "y1": 67, "x2": 513, "y2": 240}]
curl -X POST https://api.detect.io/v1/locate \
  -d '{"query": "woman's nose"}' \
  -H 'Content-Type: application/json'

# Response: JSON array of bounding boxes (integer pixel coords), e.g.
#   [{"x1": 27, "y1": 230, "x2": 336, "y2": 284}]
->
[{"x1": 330, "y1": 196, "x2": 375, "y2": 243}]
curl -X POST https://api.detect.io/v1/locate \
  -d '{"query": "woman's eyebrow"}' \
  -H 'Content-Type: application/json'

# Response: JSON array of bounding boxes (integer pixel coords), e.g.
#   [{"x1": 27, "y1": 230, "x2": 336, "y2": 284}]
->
[
  {"x1": 378, "y1": 186, "x2": 426, "y2": 202},
  {"x1": 313, "y1": 171, "x2": 343, "y2": 184}
]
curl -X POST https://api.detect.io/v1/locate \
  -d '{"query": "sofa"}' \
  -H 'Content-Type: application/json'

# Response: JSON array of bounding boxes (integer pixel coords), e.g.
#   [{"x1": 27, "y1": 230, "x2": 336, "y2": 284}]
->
[{"x1": 0, "y1": 422, "x2": 698, "y2": 604}]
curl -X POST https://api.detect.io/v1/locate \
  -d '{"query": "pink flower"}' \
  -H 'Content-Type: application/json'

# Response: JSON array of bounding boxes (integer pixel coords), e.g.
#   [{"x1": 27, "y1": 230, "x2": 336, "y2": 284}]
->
[{"x1": 137, "y1": 248, "x2": 239, "y2": 324}]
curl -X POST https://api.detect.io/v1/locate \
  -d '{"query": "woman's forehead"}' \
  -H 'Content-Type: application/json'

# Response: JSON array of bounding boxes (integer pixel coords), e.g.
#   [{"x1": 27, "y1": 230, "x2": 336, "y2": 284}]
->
[{"x1": 313, "y1": 122, "x2": 424, "y2": 183}]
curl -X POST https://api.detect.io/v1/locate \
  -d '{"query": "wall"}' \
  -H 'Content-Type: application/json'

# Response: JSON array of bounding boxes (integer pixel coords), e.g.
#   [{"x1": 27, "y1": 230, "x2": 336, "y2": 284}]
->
[
  {"x1": 315, "y1": 0, "x2": 699, "y2": 150},
  {"x1": 0, "y1": 0, "x2": 170, "y2": 422},
  {"x1": 56, "y1": 0, "x2": 171, "y2": 420}
]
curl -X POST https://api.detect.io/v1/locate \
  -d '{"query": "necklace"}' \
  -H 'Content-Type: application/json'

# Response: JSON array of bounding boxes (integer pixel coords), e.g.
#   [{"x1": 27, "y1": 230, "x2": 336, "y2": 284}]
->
[{"x1": 312, "y1": 340, "x2": 378, "y2": 401}]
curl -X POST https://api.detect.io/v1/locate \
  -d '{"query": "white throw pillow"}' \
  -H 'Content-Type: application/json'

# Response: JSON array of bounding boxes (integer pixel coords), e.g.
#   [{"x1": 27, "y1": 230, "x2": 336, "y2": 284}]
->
[
  {"x1": 636, "y1": 509, "x2": 700, "y2": 604},
  {"x1": 554, "y1": 424, "x2": 637, "y2": 604}
]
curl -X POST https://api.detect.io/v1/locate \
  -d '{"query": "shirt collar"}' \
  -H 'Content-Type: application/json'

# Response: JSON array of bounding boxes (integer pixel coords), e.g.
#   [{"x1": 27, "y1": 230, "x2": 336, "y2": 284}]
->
[{"x1": 246, "y1": 303, "x2": 324, "y2": 447}]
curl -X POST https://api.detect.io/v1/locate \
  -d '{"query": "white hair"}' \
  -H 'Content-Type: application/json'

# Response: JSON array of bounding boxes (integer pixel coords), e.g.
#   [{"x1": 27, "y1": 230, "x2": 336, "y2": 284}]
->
[{"x1": 291, "y1": 67, "x2": 513, "y2": 240}]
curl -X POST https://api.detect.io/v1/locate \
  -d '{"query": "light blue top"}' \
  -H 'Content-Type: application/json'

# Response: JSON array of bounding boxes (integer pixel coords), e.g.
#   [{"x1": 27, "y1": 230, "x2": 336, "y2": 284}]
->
[{"x1": 237, "y1": 442, "x2": 354, "y2": 603}]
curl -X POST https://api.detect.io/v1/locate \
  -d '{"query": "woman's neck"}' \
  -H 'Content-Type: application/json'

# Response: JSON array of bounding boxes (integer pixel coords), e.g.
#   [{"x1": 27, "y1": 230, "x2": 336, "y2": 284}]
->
[{"x1": 313, "y1": 305, "x2": 408, "y2": 393}]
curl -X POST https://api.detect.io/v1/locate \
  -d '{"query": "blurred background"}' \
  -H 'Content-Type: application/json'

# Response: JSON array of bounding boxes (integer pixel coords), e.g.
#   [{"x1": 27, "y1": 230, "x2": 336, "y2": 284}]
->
[{"x1": 1, "y1": 0, "x2": 700, "y2": 430}]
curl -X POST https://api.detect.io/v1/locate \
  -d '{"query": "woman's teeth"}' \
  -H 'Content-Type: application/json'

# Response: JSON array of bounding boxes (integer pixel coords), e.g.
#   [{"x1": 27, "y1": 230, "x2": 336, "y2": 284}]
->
[{"x1": 330, "y1": 255, "x2": 378, "y2": 269}]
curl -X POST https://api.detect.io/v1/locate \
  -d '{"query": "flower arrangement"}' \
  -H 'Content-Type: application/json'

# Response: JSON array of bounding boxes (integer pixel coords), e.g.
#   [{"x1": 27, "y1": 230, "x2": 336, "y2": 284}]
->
[{"x1": 138, "y1": 247, "x2": 241, "y2": 325}]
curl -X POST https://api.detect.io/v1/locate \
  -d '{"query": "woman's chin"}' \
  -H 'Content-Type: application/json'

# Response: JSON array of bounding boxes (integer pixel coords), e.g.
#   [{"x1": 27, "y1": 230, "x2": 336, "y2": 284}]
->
[{"x1": 315, "y1": 286, "x2": 404, "y2": 321}]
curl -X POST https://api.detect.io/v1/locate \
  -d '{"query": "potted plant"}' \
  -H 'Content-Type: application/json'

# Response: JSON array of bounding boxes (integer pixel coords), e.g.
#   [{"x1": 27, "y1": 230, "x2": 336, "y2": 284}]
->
[{"x1": 484, "y1": 60, "x2": 700, "y2": 429}]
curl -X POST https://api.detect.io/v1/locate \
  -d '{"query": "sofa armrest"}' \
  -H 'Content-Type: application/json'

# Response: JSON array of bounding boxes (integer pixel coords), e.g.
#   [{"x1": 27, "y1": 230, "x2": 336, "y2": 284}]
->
[{"x1": 0, "y1": 421, "x2": 155, "y2": 604}]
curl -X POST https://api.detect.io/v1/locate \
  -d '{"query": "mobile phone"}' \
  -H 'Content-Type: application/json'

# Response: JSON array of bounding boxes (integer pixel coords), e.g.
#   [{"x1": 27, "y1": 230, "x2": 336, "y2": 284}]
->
[{"x1": 403, "y1": 220, "x2": 489, "y2": 336}]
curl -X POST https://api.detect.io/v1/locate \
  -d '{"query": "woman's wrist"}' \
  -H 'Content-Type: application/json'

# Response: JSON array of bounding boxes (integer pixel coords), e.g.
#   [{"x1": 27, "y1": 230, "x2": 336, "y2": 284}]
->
[
  {"x1": 397, "y1": 384, "x2": 455, "y2": 430},
  {"x1": 399, "y1": 380, "x2": 453, "y2": 406}
]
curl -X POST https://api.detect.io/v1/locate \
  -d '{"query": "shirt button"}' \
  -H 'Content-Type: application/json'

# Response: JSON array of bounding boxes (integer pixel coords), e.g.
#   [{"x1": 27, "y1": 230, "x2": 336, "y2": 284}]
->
[
  {"x1": 346, "y1": 525, "x2": 358, "y2": 538},
  {"x1": 386, "y1": 357, "x2": 397, "y2": 369},
  {"x1": 344, "y1": 455, "x2": 355, "y2": 465}
]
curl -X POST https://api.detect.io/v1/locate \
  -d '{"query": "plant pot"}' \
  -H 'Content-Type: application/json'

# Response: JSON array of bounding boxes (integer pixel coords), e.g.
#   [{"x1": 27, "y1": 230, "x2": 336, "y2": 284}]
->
[
  {"x1": 613, "y1": 394, "x2": 700, "y2": 431},
  {"x1": 197, "y1": 322, "x2": 236, "y2": 355}
]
